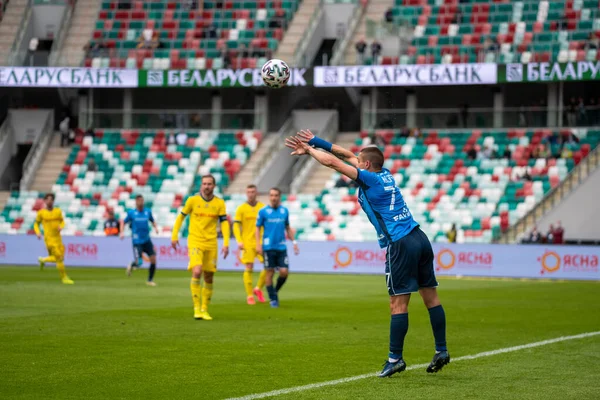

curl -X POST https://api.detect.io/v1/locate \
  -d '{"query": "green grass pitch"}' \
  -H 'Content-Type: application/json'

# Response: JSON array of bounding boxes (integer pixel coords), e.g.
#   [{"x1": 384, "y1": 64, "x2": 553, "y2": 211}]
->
[{"x1": 1, "y1": 266, "x2": 599, "y2": 400}]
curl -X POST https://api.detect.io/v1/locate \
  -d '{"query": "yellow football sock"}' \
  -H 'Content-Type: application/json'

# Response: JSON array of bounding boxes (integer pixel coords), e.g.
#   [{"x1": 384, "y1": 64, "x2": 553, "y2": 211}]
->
[
  {"x1": 243, "y1": 270, "x2": 253, "y2": 297},
  {"x1": 56, "y1": 261, "x2": 67, "y2": 279},
  {"x1": 256, "y1": 269, "x2": 267, "y2": 290},
  {"x1": 190, "y1": 278, "x2": 201, "y2": 310},
  {"x1": 201, "y1": 282, "x2": 213, "y2": 312},
  {"x1": 42, "y1": 256, "x2": 56, "y2": 263}
]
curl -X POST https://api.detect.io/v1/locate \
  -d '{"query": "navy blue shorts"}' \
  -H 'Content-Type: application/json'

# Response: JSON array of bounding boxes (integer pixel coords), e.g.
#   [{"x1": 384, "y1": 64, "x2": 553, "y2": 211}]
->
[
  {"x1": 264, "y1": 250, "x2": 289, "y2": 270},
  {"x1": 133, "y1": 240, "x2": 155, "y2": 263},
  {"x1": 385, "y1": 227, "x2": 437, "y2": 296}
]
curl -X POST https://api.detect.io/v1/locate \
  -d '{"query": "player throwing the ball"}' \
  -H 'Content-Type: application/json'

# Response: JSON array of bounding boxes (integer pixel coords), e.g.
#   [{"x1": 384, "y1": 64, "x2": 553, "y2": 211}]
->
[{"x1": 285, "y1": 130, "x2": 449, "y2": 377}]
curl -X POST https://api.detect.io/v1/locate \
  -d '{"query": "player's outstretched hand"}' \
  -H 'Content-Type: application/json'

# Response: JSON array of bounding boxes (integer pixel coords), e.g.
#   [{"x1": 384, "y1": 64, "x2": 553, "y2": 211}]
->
[
  {"x1": 222, "y1": 246, "x2": 229, "y2": 259},
  {"x1": 36, "y1": 234, "x2": 41, "y2": 240},
  {"x1": 296, "y1": 129, "x2": 314, "y2": 143},
  {"x1": 120, "y1": 233, "x2": 125, "y2": 240},
  {"x1": 237, "y1": 242, "x2": 244, "y2": 251},
  {"x1": 293, "y1": 243, "x2": 300, "y2": 255},
  {"x1": 285, "y1": 136, "x2": 309, "y2": 156},
  {"x1": 171, "y1": 240, "x2": 179, "y2": 249}
]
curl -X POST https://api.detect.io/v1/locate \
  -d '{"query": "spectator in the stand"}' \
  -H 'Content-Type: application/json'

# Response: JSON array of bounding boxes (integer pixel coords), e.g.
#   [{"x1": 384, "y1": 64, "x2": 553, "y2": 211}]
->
[
  {"x1": 577, "y1": 97, "x2": 587, "y2": 125},
  {"x1": 503, "y1": 147, "x2": 511, "y2": 159},
  {"x1": 528, "y1": 227, "x2": 542, "y2": 244},
  {"x1": 400, "y1": 127, "x2": 410, "y2": 138},
  {"x1": 538, "y1": 144, "x2": 550, "y2": 159},
  {"x1": 176, "y1": 111, "x2": 188, "y2": 130},
  {"x1": 411, "y1": 127, "x2": 422, "y2": 138},
  {"x1": 117, "y1": 0, "x2": 131, "y2": 10},
  {"x1": 384, "y1": 7, "x2": 393, "y2": 23},
  {"x1": 546, "y1": 224, "x2": 555, "y2": 244},
  {"x1": 530, "y1": 145, "x2": 540, "y2": 160},
  {"x1": 184, "y1": 0, "x2": 197, "y2": 11},
  {"x1": 566, "y1": 97, "x2": 577, "y2": 126},
  {"x1": 446, "y1": 224, "x2": 457, "y2": 243},
  {"x1": 460, "y1": 103, "x2": 469, "y2": 127},
  {"x1": 482, "y1": 145, "x2": 493, "y2": 159},
  {"x1": 367, "y1": 132, "x2": 386, "y2": 147},
  {"x1": 176, "y1": 131, "x2": 188, "y2": 146},
  {"x1": 27, "y1": 37, "x2": 38, "y2": 66},
  {"x1": 467, "y1": 146, "x2": 477, "y2": 160},
  {"x1": 518, "y1": 104, "x2": 527, "y2": 127},
  {"x1": 589, "y1": 97, "x2": 598, "y2": 126},
  {"x1": 451, "y1": 8, "x2": 462, "y2": 24},
  {"x1": 87, "y1": 159, "x2": 98, "y2": 172},
  {"x1": 238, "y1": 43, "x2": 249, "y2": 59},
  {"x1": 191, "y1": 113, "x2": 203, "y2": 128},
  {"x1": 85, "y1": 40, "x2": 107, "y2": 58},
  {"x1": 104, "y1": 209, "x2": 120, "y2": 236},
  {"x1": 585, "y1": 32, "x2": 599, "y2": 50},
  {"x1": 553, "y1": 221, "x2": 564, "y2": 244},
  {"x1": 137, "y1": 29, "x2": 158, "y2": 50},
  {"x1": 167, "y1": 132, "x2": 176, "y2": 145},
  {"x1": 355, "y1": 38, "x2": 367, "y2": 64},
  {"x1": 558, "y1": 13, "x2": 568, "y2": 31},
  {"x1": 370, "y1": 40, "x2": 382, "y2": 64},
  {"x1": 85, "y1": 127, "x2": 95, "y2": 138},
  {"x1": 59, "y1": 116, "x2": 70, "y2": 147}
]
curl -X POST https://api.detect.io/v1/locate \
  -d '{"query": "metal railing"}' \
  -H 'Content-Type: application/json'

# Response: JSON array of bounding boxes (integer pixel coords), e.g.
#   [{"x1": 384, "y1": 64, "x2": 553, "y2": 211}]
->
[
  {"x1": 330, "y1": 1, "x2": 364, "y2": 66},
  {"x1": 290, "y1": 112, "x2": 338, "y2": 194},
  {"x1": 48, "y1": 0, "x2": 76, "y2": 67},
  {"x1": 253, "y1": 117, "x2": 295, "y2": 181},
  {"x1": 293, "y1": 0, "x2": 324, "y2": 67},
  {"x1": 79, "y1": 109, "x2": 258, "y2": 130},
  {"x1": 20, "y1": 112, "x2": 55, "y2": 190},
  {"x1": 6, "y1": 0, "x2": 34, "y2": 66},
  {"x1": 498, "y1": 142, "x2": 600, "y2": 243}
]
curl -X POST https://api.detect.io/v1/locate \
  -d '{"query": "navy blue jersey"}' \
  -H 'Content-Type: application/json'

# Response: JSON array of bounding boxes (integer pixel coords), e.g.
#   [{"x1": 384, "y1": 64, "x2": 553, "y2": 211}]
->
[
  {"x1": 355, "y1": 168, "x2": 419, "y2": 248},
  {"x1": 256, "y1": 205, "x2": 289, "y2": 251},
  {"x1": 124, "y1": 208, "x2": 155, "y2": 245}
]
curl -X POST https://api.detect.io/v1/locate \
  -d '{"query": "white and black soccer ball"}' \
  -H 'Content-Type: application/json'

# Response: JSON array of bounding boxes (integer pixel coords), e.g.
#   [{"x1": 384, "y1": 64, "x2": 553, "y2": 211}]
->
[{"x1": 261, "y1": 59, "x2": 290, "y2": 89}]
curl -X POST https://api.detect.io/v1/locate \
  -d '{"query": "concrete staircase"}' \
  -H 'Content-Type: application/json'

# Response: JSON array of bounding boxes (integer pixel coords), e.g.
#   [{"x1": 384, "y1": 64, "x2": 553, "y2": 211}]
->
[
  {"x1": 30, "y1": 137, "x2": 70, "y2": 193},
  {"x1": 275, "y1": 0, "x2": 320, "y2": 64},
  {"x1": 56, "y1": 0, "x2": 101, "y2": 66},
  {"x1": 343, "y1": 0, "x2": 393, "y2": 64},
  {"x1": 301, "y1": 132, "x2": 358, "y2": 194},
  {"x1": 0, "y1": 0, "x2": 29, "y2": 60},
  {"x1": 226, "y1": 134, "x2": 279, "y2": 194},
  {"x1": 0, "y1": 191, "x2": 10, "y2": 212}
]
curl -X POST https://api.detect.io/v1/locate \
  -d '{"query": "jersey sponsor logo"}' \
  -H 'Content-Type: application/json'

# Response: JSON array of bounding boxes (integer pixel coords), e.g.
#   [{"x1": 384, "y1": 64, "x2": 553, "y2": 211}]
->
[
  {"x1": 538, "y1": 250, "x2": 599, "y2": 275},
  {"x1": 66, "y1": 243, "x2": 98, "y2": 259},
  {"x1": 436, "y1": 248, "x2": 493, "y2": 271},
  {"x1": 0, "y1": 241, "x2": 5, "y2": 257},
  {"x1": 192, "y1": 212, "x2": 218, "y2": 218},
  {"x1": 331, "y1": 246, "x2": 385, "y2": 269}
]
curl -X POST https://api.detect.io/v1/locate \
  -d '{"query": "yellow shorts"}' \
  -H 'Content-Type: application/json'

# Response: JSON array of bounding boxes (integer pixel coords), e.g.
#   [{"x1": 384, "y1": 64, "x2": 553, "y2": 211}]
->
[
  {"x1": 188, "y1": 246, "x2": 218, "y2": 273},
  {"x1": 240, "y1": 247, "x2": 264, "y2": 265},
  {"x1": 46, "y1": 241, "x2": 65, "y2": 261}
]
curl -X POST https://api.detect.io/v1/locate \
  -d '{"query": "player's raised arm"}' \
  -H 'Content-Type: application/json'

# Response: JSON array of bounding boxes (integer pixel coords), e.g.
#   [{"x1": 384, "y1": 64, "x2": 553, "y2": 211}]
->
[
  {"x1": 286, "y1": 136, "x2": 358, "y2": 181},
  {"x1": 296, "y1": 129, "x2": 359, "y2": 167}
]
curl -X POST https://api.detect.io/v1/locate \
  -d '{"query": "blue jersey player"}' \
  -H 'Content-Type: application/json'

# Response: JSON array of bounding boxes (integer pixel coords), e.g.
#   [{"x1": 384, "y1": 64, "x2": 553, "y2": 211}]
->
[
  {"x1": 286, "y1": 130, "x2": 449, "y2": 377},
  {"x1": 120, "y1": 195, "x2": 159, "y2": 286},
  {"x1": 256, "y1": 187, "x2": 300, "y2": 308}
]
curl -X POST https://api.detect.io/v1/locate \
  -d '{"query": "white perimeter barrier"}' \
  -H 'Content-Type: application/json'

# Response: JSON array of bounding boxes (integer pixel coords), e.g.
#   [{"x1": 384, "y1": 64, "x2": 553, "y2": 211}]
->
[{"x1": 0, "y1": 235, "x2": 598, "y2": 280}]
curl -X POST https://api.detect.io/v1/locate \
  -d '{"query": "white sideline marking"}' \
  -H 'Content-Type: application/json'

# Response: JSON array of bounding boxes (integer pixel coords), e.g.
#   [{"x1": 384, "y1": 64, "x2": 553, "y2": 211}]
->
[{"x1": 225, "y1": 331, "x2": 600, "y2": 400}]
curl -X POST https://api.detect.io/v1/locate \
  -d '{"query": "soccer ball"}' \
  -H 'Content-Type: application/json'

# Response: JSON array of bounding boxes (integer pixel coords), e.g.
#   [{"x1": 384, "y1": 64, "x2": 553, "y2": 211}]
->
[{"x1": 261, "y1": 59, "x2": 290, "y2": 89}]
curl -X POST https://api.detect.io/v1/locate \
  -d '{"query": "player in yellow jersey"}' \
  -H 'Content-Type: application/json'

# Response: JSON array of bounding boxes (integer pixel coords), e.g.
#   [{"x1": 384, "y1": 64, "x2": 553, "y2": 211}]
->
[
  {"x1": 233, "y1": 184, "x2": 267, "y2": 305},
  {"x1": 171, "y1": 175, "x2": 231, "y2": 320},
  {"x1": 34, "y1": 193, "x2": 74, "y2": 284}
]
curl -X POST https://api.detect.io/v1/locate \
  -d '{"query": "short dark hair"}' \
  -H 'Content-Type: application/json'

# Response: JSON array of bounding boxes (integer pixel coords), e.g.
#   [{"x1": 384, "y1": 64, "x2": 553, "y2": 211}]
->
[
  {"x1": 202, "y1": 174, "x2": 216, "y2": 184},
  {"x1": 135, "y1": 194, "x2": 144, "y2": 200},
  {"x1": 44, "y1": 193, "x2": 55, "y2": 200},
  {"x1": 269, "y1": 187, "x2": 281, "y2": 195},
  {"x1": 359, "y1": 146, "x2": 384, "y2": 169},
  {"x1": 247, "y1": 184, "x2": 257, "y2": 190}
]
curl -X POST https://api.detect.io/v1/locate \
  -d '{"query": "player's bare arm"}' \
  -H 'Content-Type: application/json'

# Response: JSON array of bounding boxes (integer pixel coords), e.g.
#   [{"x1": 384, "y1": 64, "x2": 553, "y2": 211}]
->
[
  {"x1": 255, "y1": 227, "x2": 263, "y2": 256},
  {"x1": 285, "y1": 136, "x2": 358, "y2": 181},
  {"x1": 286, "y1": 225, "x2": 299, "y2": 255},
  {"x1": 119, "y1": 220, "x2": 126, "y2": 240},
  {"x1": 152, "y1": 221, "x2": 159, "y2": 235},
  {"x1": 295, "y1": 129, "x2": 359, "y2": 167}
]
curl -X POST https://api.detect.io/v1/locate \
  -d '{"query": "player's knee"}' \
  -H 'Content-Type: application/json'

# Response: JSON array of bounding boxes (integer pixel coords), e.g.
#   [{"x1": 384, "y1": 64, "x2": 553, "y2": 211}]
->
[
  {"x1": 419, "y1": 288, "x2": 440, "y2": 309},
  {"x1": 150, "y1": 255, "x2": 156, "y2": 264},
  {"x1": 245, "y1": 265, "x2": 254, "y2": 272},
  {"x1": 192, "y1": 266, "x2": 202, "y2": 279},
  {"x1": 203, "y1": 271, "x2": 214, "y2": 283},
  {"x1": 389, "y1": 295, "x2": 409, "y2": 314},
  {"x1": 279, "y1": 268, "x2": 289, "y2": 278}
]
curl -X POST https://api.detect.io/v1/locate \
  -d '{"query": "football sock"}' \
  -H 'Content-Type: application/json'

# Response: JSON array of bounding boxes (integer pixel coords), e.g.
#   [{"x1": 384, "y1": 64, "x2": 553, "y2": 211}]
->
[
  {"x1": 256, "y1": 269, "x2": 267, "y2": 290},
  {"x1": 389, "y1": 313, "x2": 408, "y2": 361},
  {"x1": 56, "y1": 261, "x2": 67, "y2": 280},
  {"x1": 428, "y1": 305, "x2": 447, "y2": 352},
  {"x1": 266, "y1": 284, "x2": 277, "y2": 301},
  {"x1": 190, "y1": 278, "x2": 201, "y2": 310},
  {"x1": 243, "y1": 270, "x2": 253, "y2": 297},
  {"x1": 275, "y1": 276, "x2": 287, "y2": 292},
  {"x1": 42, "y1": 256, "x2": 56, "y2": 263},
  {"x1": 148, "y1": 263, "x2": 156, "y2": 282},
  {"x1": 201, "y1": 282, "x2": 214, "y2": 312}
]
